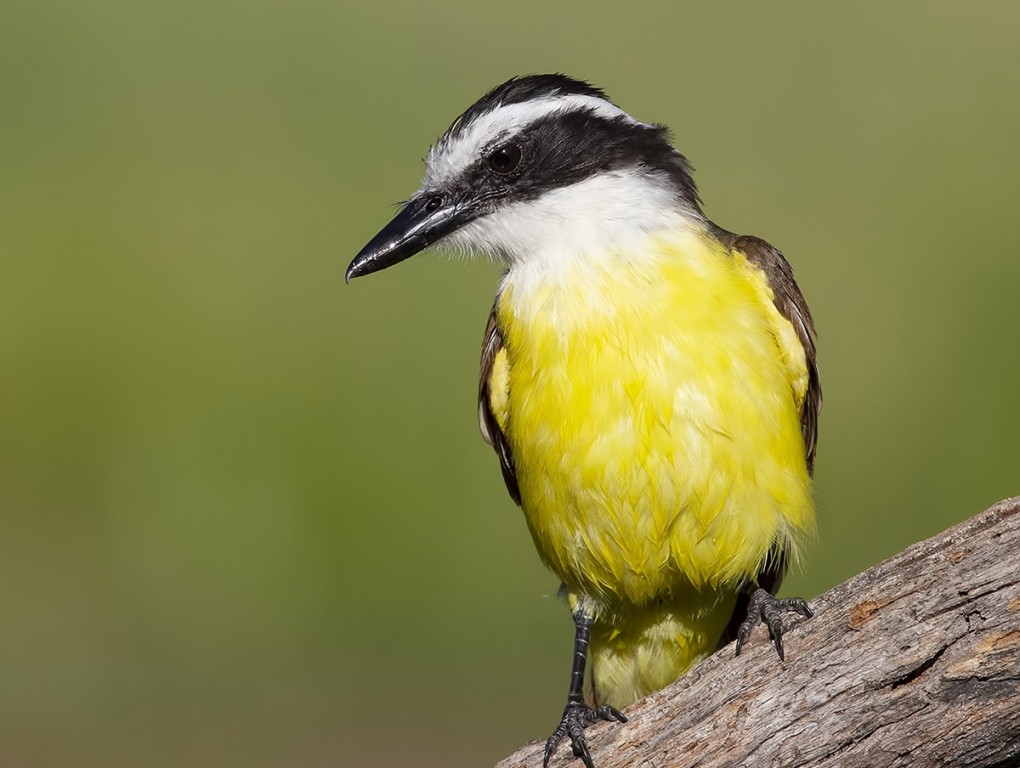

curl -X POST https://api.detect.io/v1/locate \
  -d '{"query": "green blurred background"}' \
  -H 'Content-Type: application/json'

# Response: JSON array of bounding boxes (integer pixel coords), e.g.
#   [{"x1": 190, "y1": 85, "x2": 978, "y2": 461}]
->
[{"x1": 2, "y1": 1, "x2": 1018, "y2": 766}]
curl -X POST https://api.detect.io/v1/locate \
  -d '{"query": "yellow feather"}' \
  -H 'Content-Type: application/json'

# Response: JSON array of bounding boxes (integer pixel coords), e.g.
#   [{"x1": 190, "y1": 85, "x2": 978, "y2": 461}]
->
[
  {"x1": 488, "y1": 347, "x2": 511, "y2": 434},
  {"x1": 491, "y1": 227, "x2": 815, "y2": 707}
]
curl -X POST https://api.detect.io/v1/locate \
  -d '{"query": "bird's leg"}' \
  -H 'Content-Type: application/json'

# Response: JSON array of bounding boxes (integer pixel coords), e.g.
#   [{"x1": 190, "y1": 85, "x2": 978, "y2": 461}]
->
[
  {"x1": 543, "y1": 610, "x2": 627, "y2": 768},
  {"x1": 734, "y1": 587, "x2": 812, "y2": 660}
]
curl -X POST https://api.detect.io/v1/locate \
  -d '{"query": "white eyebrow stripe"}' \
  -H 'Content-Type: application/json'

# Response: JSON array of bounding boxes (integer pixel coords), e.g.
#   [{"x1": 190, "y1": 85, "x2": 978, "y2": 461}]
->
[{"x1": 425, "y1": 94, "x2": 645, "y2": 187}]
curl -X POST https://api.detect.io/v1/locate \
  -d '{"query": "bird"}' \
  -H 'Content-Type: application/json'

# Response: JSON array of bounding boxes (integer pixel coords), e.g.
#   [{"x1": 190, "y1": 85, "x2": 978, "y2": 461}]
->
[{"x1": 346, "y1": 74, "x2": 819, "y2": 768}]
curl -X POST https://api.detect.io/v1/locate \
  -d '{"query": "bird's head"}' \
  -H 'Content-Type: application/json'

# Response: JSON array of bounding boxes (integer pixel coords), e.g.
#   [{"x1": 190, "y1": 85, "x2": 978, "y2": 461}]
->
[{"x1": 346, "y1": 74, "x2": 703, "y2": 282}]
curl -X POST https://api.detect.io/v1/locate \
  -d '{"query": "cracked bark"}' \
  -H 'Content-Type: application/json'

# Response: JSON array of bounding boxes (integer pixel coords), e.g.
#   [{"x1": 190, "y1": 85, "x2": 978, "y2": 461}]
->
[{"x1": 496, "y1": 496, "x2": 1020, "y2": 768}]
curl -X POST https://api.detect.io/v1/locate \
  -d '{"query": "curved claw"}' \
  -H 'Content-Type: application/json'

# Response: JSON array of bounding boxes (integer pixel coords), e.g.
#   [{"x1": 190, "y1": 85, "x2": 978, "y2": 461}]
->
[
  {"x1": 569, "y1": 734, "x2": 593, "y2": 768},
  {"x1": 734, "y1": 588, "x2": 813, "y2": 659},
  {"x1": 544, "y1": 720, "x2": 568, "y2": 768},
  {"x1": 599, "y1": 705, "x2": 628, "y2": 724}
]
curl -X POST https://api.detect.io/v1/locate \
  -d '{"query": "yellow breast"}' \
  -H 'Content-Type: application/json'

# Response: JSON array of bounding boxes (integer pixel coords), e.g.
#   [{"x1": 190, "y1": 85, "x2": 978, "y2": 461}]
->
[{"x1": 491, "y1": 228, "x2": 814, "y2": 608}]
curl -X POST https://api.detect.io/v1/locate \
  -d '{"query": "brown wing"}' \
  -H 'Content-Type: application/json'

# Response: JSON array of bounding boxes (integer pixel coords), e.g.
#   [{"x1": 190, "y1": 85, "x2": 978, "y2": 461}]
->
[
  {"x1": 478, "y1": 299, "x2": 521, "y2": 505},
  {"x1": 716, "y1": 233, "x2": 821, "y2": 647},
  {"x1": 731, "y1": 233, "x2": 821, "y2": 475}
]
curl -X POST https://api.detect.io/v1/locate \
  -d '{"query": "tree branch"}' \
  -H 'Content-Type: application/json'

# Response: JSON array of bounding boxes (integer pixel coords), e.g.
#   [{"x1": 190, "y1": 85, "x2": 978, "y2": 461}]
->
[{"x1": 497, "y1": 496, "x2": 1020, "y2": 768}]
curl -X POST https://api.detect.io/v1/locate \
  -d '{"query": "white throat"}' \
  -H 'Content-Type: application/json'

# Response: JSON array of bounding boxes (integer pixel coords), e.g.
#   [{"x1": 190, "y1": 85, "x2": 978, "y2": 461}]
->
[{"x1": 443, "y1": 169, "x2": 702, "y2": 276}]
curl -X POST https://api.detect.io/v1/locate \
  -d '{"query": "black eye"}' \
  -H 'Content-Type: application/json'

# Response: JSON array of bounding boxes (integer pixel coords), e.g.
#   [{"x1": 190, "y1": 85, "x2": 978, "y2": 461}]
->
[
  {"x1": 423, "y1": 195, "x2": 443, "y2": 213},
  {"x1": 487, "y1": 143, "x2": 522, "y2": 174}
]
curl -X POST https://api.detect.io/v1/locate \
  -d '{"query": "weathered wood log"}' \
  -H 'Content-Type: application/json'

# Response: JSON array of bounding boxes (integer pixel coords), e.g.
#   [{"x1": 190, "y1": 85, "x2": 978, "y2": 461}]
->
[{"x1": 497, "y1": 497, "x2": 1020, "y2": 768}]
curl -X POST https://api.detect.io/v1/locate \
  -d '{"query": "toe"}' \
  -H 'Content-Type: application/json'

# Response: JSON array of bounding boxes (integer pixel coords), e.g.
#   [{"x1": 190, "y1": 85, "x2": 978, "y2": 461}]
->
[
  {"x1": 781, "y1": 597, "x2": 812, "y2": 618},
  {"x1": 571, "y1": 737, "x2": 594, "y2": 768}
]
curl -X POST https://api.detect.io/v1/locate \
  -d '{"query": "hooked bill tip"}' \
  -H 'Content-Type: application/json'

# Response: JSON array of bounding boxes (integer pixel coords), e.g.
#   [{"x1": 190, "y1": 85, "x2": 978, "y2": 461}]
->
[{"x1": 344, "y1": 256, "x2": 368, "y2": 284}]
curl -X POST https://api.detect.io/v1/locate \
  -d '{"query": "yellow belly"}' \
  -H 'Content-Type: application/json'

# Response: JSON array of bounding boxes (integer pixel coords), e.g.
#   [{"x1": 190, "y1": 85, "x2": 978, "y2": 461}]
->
[{"x1": 495, "y1": 230, "x2": 814, "y2": 611}]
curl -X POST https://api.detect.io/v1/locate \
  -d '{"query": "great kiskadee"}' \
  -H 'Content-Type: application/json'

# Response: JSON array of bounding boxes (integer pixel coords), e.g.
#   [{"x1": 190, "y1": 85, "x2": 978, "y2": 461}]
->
[{"x1": 347, "y1": 74, "x2": 819, "y2": 768}]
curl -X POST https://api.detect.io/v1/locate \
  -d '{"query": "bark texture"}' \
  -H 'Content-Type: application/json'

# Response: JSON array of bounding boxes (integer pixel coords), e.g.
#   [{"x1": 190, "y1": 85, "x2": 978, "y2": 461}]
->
[{"x1": 497, "y1": 496, "x2": 1020, "y2": 768}]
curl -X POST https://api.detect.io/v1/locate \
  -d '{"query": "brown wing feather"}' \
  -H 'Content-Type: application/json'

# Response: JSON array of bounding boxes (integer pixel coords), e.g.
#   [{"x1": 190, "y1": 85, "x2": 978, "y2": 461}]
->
[
  {"x1": 731, "y1": 234, "x2": 821, "y2": 475},
  {"x1": 478, "y1": 299, "x2": 521, "y2": 505}
]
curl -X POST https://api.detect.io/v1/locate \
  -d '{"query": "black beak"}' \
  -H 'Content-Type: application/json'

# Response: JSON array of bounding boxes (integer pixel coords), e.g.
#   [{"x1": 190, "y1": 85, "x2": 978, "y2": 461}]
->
[{"x1": 346, "y1": 195, "x2": 473, "y2": 283}]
